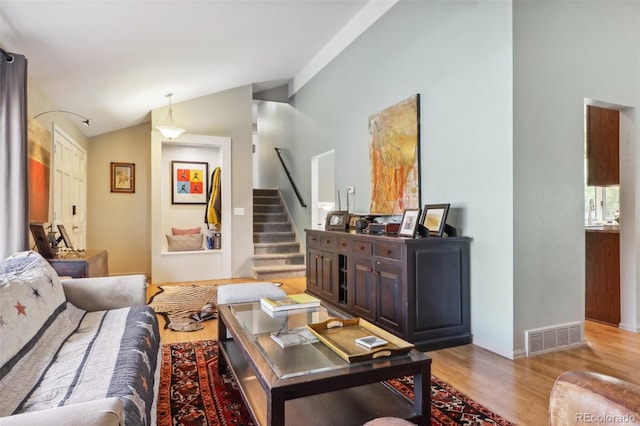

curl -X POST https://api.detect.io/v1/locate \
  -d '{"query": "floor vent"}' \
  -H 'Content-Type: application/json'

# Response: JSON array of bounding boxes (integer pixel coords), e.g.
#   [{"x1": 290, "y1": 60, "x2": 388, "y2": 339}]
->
[{"x1": 525, "y1": 322, "x2": 583, "y2": 357}]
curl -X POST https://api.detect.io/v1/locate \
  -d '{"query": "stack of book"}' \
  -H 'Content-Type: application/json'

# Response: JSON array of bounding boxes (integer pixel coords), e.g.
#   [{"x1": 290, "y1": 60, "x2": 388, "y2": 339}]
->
[{"x1": 260, "y1": 293, "x2": 320, "y2": 313}]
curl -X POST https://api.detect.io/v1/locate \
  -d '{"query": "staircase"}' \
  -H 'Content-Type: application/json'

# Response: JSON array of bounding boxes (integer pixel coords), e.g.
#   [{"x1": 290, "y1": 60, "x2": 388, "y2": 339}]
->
[{"x1": 253, "y1": 189, "x2": 306, "y2": 280}]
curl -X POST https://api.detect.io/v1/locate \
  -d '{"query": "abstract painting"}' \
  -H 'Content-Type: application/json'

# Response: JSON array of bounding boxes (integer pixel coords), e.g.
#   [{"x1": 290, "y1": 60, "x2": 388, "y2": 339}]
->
[
  {"x1": 369, "y1": 94, "x2": 421, "y2": 215},
  {"x1": 28, "y1": 119, "x2": 51, "y2": 223},
  {"x1": 171, "y1": 160, "x2": 208, "y2": 204}
]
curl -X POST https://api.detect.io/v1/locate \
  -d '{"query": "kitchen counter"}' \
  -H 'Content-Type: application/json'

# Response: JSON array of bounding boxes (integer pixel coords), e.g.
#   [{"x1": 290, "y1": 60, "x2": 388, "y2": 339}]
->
[{"x1": 585, "y1": 225, "x2": 620, "y2": 234}]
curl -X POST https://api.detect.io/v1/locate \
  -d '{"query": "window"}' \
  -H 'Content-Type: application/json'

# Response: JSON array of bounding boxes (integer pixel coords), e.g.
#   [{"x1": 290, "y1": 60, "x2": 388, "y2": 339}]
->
[{"x1": 584, "y1": 183, "x2": 619, "y2": 224}]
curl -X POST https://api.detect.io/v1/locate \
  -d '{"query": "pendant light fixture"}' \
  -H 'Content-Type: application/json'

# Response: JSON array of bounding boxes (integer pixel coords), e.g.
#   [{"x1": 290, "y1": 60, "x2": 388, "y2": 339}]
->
[{"x1": 156, "y1": 93, "x2": 185, "y2": 139}]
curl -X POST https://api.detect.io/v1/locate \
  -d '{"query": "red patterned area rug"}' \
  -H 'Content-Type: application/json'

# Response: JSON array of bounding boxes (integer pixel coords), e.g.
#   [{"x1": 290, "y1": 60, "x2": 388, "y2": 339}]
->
[{"x1": 158, "y1": 340, "x2": 515, "y2": 426}]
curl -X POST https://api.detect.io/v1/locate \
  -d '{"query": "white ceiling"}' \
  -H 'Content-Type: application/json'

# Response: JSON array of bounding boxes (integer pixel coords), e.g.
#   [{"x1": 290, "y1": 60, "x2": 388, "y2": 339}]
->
[{"x1": 0, "y1": 0, "x2": 373, "y2": 137}]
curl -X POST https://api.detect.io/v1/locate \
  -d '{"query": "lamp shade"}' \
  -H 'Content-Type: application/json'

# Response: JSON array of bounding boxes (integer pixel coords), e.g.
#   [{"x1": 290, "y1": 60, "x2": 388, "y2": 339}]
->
[{"x1": 156, "y1": 125, "x2": 185, "y2": 139}]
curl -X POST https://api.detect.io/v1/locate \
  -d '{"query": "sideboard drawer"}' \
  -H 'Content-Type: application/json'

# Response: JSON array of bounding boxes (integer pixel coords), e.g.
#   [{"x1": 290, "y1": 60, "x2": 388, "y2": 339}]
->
[
  {"x1": 375, "y1": 243, "x2": 402, "y2": 261},
  {"x1": 308, "y1": 233, "x2": 321, "y2": 248},
  {"x1": 320, "y1": 235, "x2": 337, "y2": 250},
  {"x1": 351, "y1": 240, "x2": 372, "y2": 257},
  {"x1": 338, "y1": 238, "x2": 351, "y2": 252}
]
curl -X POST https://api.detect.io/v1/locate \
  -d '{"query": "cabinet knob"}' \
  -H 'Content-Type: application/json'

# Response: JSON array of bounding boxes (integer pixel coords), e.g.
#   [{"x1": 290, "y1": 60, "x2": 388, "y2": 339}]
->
[
  {"x1": 385, "y1": 249, "x2": 391, "y2": 255},
  {"x1": 367, "y1": 268, "x2": 373, "y2": 272}
]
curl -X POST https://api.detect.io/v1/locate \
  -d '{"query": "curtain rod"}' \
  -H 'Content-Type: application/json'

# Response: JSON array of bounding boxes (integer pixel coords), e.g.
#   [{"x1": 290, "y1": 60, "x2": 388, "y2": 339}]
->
[{"x1": 0, "y1": 47, "x2": 14, "y2": 63}]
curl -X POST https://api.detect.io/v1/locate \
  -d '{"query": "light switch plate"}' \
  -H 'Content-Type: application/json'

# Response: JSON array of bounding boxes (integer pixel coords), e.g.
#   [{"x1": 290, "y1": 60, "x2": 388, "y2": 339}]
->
[{"x1": 234, "y1": 207, "x2": 245, "y2": 215}]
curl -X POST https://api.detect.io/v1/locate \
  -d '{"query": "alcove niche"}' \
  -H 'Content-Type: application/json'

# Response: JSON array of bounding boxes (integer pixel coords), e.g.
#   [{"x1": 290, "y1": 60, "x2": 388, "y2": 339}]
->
[{"x1": 151, "y1": 132, "x2": 232, "y2": 283}]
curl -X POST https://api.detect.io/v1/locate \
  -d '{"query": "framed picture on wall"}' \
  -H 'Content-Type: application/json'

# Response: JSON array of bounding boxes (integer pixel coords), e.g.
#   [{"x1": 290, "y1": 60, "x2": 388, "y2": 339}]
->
[
  {"x1": 171, "y1": 160, "x2": 209, "y2": 204},
  {"x1": 110, "y1": 162, "x2": 135, "y2": 193}
]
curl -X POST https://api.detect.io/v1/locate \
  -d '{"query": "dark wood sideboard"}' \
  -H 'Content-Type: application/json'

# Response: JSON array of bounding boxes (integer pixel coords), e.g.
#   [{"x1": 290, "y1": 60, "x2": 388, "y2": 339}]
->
[
  {"x1": 47, "y1": 250, "x2": 109, "y2": 278},
  {"x1": 305, "y1": 229, "x2": 471, "y2": 351}
]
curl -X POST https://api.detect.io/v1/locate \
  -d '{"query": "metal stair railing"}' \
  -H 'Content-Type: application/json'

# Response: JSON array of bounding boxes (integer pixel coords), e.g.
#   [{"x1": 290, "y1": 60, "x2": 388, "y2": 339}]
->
[{"x1": 274, "y1": 147, "x2": 307, "y2": 208}]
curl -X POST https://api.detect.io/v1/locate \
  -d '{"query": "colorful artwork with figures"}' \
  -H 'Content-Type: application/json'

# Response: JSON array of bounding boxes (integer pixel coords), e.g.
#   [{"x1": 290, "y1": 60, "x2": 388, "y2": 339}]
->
[
  {"x1": 172, "y1": 161, "x2": 209, "y2": 204},
  {"x1": 369, "y1": 94, "x2": 421, "y2": 215}
]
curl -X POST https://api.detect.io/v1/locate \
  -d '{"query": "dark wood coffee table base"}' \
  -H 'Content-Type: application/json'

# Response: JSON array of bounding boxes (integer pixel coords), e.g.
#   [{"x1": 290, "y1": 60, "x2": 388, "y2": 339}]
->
[
  {"x1": 217, "y1": 303, "x2": 431, "y2": 426},
  {"x1": 220, "y1": 340, "x2": 428, "y2": 425}
]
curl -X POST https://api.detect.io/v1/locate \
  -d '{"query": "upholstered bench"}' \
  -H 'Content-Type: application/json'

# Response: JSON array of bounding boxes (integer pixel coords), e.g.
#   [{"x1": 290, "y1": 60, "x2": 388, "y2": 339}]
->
[{"x1": 217, "y1": 282, "x2": 286, "y2": 305}]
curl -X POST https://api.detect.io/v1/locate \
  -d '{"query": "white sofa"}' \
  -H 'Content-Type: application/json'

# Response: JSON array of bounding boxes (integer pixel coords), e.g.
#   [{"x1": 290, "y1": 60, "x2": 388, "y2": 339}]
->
[{"x1": 0, "y1": 251, "x2": 160, "y2": 426}]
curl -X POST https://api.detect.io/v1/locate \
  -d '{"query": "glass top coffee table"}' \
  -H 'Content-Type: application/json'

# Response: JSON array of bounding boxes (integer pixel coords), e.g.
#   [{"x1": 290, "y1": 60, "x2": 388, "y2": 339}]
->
[{"x1": 217, "y1": 301, "x2": 432, "y2": 426}]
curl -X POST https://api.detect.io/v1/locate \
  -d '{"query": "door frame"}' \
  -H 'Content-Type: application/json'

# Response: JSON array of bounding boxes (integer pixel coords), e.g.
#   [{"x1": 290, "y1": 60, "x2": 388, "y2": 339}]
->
[
  {"x1": 311, "y1": 149, "x2": 336, "y2": 230},
  {"x1": 52, "y1": 124, "x2": 87, "y2": 249}
]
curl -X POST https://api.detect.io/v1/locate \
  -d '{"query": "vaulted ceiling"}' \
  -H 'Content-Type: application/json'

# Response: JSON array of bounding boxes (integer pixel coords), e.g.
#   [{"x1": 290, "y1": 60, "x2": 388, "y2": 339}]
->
[{"x1": 1, "y1": 0, "x2": 374, "y2": 137}]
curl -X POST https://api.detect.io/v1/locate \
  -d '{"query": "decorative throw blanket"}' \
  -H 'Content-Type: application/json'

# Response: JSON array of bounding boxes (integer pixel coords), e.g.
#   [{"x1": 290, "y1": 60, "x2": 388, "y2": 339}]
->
[{"x1": 0, "y1": 251, "x2": 160, "y2": 425}]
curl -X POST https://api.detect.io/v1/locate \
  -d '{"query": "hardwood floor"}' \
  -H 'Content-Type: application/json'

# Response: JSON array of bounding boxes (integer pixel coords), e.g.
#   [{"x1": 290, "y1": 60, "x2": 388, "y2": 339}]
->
[{"x1": 149, "y1": 277, "x2": 640, "y2": 425}]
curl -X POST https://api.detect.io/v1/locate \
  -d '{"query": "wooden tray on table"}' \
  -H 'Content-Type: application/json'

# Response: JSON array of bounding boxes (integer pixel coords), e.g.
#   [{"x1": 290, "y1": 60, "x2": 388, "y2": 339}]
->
[{"x1": 306, "y1": 317, "x2": 414, "y2": 363}]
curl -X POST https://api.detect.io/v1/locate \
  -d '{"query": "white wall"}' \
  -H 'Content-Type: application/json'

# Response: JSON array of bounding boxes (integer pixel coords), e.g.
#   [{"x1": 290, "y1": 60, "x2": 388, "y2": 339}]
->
[{"x1": 513, "y1": 0, "x2": 640, "y2": 348}]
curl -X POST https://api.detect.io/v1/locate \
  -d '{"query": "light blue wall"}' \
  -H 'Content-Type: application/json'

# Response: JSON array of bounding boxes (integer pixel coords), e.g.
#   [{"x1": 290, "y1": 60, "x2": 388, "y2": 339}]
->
[
  {"x1": 513, "y1": 1, "x2": 640, "y2": 349},
  {"x1": 260, "y1": 0, "x2": 640, "y2": 357},
  {"x1": 258, "y1": 1, "x2": 516, "y2": 355}
]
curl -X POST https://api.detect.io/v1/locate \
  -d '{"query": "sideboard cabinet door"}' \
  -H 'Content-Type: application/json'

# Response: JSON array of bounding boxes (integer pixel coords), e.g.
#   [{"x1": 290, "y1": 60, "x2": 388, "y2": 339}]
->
[
  {"x1": 375, "y1": 261, "x2": 404, "y2": 334},
  {"x1": 307, "y1": 247, "x2": 338, "y2": 304},
  {"x1": 410, "y1": 241, "x2": 471, "y2": 349}
]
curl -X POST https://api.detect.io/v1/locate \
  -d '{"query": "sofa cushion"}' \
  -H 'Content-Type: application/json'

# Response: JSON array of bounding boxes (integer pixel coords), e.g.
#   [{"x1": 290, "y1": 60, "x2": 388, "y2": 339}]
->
[{"x1": 0, "y1": 251, "x2": 67, "y2": 368}]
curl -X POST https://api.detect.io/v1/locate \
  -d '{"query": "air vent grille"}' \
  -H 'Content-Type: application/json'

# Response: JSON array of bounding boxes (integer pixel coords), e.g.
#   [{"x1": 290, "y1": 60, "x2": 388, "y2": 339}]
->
[{"x1": 525, "y1": 322, "x2": 583, "y2": 357}]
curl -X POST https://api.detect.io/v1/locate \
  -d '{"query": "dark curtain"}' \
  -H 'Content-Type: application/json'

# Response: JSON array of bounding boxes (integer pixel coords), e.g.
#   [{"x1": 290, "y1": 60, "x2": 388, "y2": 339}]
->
[{"x1": 0, "y1": 49, "x2": 29, "y2": 260}]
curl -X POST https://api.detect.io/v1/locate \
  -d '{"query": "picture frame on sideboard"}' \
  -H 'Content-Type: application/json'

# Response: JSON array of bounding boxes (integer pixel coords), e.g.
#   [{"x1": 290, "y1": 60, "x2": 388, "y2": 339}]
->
[
  {"x1": 29, "y1": 223, "x2": 54, "y2": 259},
  {"x1": 419, "y1": 204, "x2": 450, "y2": 237},
  {"x1": 325, "y1": 210, "x2": 349, "y2": 231},
  {"x1": 398, "y1": 208, "x2": 421, "y2": 237}
]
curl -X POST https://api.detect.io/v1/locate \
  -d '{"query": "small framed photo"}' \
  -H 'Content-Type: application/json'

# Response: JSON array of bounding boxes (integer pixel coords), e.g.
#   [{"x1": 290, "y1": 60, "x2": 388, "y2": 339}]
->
[
  {"x1": 57, "y1": 224, "x2": 74, "y2": 250},
  {"x1": 420, "y1": 203, "x2": 450, "y2": 237},
  {"x1": 111, "y1": 162, "x2": 135, "y2": 193},
  {"x1": 398, "y1": 208, "x2": 421, "y2": 237},
  {"x1": 171, "y1": 160, "x2": 209, "y2": 204},
  {"x1": 348, "y1": 214, "x2": 366, "y2": 230},
  {"x1": 325, "y1": 210, "x2": 349, "y2": 231},
  {"x1": 29, "y1": 223, "x2": 54, "y2": 259}
]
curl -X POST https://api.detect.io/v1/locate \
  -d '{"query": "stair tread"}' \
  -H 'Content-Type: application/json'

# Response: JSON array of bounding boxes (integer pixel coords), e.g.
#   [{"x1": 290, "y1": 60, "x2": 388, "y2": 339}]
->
[{"x1": 252, "y1": 188, "x2": 305, "y2": 278}]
